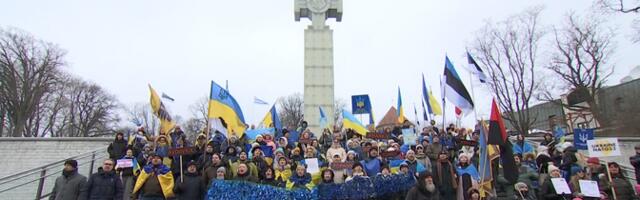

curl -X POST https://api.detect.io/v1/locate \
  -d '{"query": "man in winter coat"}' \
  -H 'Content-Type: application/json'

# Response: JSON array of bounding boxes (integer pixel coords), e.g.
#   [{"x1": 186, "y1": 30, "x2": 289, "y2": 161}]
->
[
  {"x1": 108, "y1": 133, "x2": 128, "y2": 161},
  {"x1": 50, "y1": 159, "x2": 87, "y2": 200},
  {"x1": 173, "y1": 161, "x2": 205, "y2": 200},
  {"x1": 84, "y1": 159, "x2": 123, "y2": 200},
  {"x1": 405, "y1": 172, "x2": 440, "y2": 200},
  {"x1": 132, "y1": 154, "x2": 174, "y2": 200}
]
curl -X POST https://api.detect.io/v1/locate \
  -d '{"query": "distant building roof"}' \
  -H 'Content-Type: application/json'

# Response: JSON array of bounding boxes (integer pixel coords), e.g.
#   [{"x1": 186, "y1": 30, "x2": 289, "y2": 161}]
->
[{"x1": 376, "y1": 106, "x2": 414, "y2": 130}]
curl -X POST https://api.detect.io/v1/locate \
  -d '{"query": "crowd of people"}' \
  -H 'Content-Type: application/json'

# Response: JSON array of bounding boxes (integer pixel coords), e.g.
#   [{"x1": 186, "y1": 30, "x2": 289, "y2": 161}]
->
[{"x1": 47, "y1": 121, "x2": 640, "y2": 200}]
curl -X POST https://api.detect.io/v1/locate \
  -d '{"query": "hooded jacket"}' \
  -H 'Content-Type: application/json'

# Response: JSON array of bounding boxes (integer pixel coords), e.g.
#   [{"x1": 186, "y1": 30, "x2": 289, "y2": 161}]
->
[
  {"x1": 405, "y1": 173, "x2": 440, "y2": 200},
  {"x1": 108, "y1": 135, "x2": 127, "y2": 160}
]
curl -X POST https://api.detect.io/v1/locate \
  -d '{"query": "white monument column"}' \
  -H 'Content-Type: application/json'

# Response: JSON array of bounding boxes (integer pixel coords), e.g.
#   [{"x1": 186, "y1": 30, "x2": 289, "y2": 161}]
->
[{"x1": 295, "y1": 0, "x2": 342, "y2": 136}]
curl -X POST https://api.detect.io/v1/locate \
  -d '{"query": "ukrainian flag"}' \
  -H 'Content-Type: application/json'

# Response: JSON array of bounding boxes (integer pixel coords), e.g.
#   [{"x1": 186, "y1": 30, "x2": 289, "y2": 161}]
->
[
  {"x1": 319, "y1": 106, "x2": 328, "y2": 130},
  {"x1": 397, "y1": 87, "x2": 406, "y2": 123},
  {"x1": 422, "y1": 74, "x2": 443, "y2": 116},
  {"x1": 260, "y1": 105, "x2": 282, "y2": 130},
  {"x1": 149, "y1": 85, "x2": 175, "y2": 134},
  {"x1": 208, "y1": 81, "x2": 246, "y2": 137},
  {"x1": 342, "y1": 110, "x2": 367, "y2": 136}
]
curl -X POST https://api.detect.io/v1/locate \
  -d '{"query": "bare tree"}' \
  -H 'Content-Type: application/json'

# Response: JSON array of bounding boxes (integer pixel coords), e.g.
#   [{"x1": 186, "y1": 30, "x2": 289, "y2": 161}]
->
[
  {"x1": 126, "y1": 102, "x2": 159, "y2": 135},
  {"x1": 189, "y1": 95, "x2": 209, "y2": 127},
  {"x1": 0, "y1": 28, "x2": 65, "y2": 137},
  {"x1": 63, "y1": 78, "x2": 120, "y2": 137},
  {"x1": 334, "y1": 98, "x2": 347, "y2": 124},
  {"x1": 278, "y1": 93, "x2": 304, "y2": 129},
  {"x1": 545, "y1": 13, "x2": 615, "y2": 127},
  {"x1": 598, "y1": 0, "x2": 640, "y2": 13},
  {"x1": 470, "y1": 7, "x2": 544, "y2": 135}
]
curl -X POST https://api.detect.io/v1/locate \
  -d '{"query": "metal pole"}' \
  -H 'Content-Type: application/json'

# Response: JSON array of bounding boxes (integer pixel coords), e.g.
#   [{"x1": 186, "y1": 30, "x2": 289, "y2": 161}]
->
[
  {"x1": 89, "y1": 152, "x2": 96, "y2": 175},
  {"x1": 35, "y1": 168, "x2": 46, "y2": 200},
  {"x1": 469, "y1": 75, "x2": 479, "y2": 121}
]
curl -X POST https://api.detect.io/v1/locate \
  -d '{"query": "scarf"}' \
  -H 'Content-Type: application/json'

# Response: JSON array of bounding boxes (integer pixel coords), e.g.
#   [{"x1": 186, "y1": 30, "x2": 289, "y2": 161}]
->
[{"x1": 436, "y1": 160, "x2": 457, "y2": 189}]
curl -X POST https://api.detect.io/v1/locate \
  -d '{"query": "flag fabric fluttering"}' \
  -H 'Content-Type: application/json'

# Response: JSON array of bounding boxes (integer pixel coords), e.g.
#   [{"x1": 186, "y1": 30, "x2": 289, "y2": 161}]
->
[
  {"x1": 442, "y1": 56, "x2": 474, "y2": 114},
  {"x1": 455, "y1": 107, "x2": 462, "y2": 119},
  {"x1": 253, "y1": 97, "x2": 269, "y2": 105},
  {"x1": 467, "y1": 52, "x2": 487, "y2": 83},
  {"x1": 487, "y1": 100, "x2": 507, "y2": 145},
  {"x1": 161, "y1": 92, "x2": 175, "y2": 102},
  {"x1": 369, "y1": 111, "x2": 375, "y2": 126},
  {"x1": 149, "y1": 85, "x2": 176, "y2": 135},
  {"x1": 397, "y1": 87, "x2": 406, "y2": 123},
  {"x1": 487, "y1": 99, "x2": 519, "y2": 183},
  {"x1": 208, "y1": 81, "x2": 246, "y2": 137},
  {"x1": 342, "y1": 110, "x2": 368, "y2": 136},
  {"x1": 478, "y1": 121, "x2": 498, "y2": 198},
  {"x1": 554, "y1": 125, "x2": 566, "y2": 144},
  {"x1": 413, "y1": 104, "x2": 420, "y2": 126},
  {"x1": 422, "y1": 74, "x2": 442, "y2": 116},
  {"x1": 421, "y1": 100, "x2": 429, "y2": 121},
  {"x1": 260, "y1": 105, "x2": 282, "y2": 130},
  {"x1": 319, "y1": 106, "x2": 328, "y2": 130}
]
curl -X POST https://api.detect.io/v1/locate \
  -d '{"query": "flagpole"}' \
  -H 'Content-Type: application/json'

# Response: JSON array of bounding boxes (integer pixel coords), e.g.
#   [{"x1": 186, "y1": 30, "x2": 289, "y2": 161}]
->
[{"x1": 469, "y1": 74, "x2": 479, "y2": 121}]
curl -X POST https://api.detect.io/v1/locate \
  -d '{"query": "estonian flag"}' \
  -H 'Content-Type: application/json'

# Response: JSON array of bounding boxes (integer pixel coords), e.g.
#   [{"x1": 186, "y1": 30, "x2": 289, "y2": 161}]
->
[
  {"x1": 254, "y1": 97, "x2": 269, "y2": 105},
  {"x1": 442, "y1": 56, "x2": 474, "y2": 114},
  {"x1": 467, "y1": 52, "x2": 487, "y2": 83}
]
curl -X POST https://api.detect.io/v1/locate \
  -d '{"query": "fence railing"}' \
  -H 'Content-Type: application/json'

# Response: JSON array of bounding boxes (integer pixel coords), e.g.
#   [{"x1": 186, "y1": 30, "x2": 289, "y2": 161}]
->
[{"x1": 0, "y1": 146, "x2": 108, "y2": 200}]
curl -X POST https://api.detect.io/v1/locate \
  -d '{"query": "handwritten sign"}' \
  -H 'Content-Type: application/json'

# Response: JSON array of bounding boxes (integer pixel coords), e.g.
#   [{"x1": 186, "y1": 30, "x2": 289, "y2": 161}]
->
[
  {"x1": 551, "y1": 178, "x2": 572, "y2": 195},
  {"x1": 116, "y1": 159, "x2": 133, "y2": 168},
  {"x1": 459, "y1": 139, "x2": 477, "y2": 147},
  {"x1": 330, "y1": 162, "x2": 354, "y2": 170},
  {"x1": 587, "y1": 138, "x2": 621, "y2": 157},
  {"x1": 298, "y1": 139, "x2": 313, "y2": 145},
  {"x1": 168, "y1": 147, "x2": 197, "y2": 157},
  {"x1": 380, "y1": 150, "x2": 401, "y2": 158},
  {"x1": 579, "y1": 180, "x2": 600, "y2": 197},
  {"x1": 366, "y1": 132, "x2": 389, "y2": 140},
  {"x1": 305, "y1": 158, "x2": 320, "y2": 174},
  {"x1": 402, "y1": 129, "x2": 416, "y2": 146}
]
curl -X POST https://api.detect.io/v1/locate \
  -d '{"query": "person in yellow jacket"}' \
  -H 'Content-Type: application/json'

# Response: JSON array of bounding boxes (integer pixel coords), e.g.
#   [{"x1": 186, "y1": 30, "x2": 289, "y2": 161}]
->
[
  {"x1": 132, "y1": 154, "x2": 174, "y2": 200},
  {"x1": 286, "y1": 164, "x2": 315, "y2": 190}
]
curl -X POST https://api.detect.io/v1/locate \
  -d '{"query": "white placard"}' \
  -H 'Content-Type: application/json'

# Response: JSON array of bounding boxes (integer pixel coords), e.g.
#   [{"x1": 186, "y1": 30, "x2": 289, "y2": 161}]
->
[
  {"x1": 402, "y1": 129, "x2": 417, "y2": 146},
  {"x1": 551, "y1": 178, "x2": 572, "y2": 195},
  {"x1": 579, "y1": 180, "x2": 600, "y2": 197},
  {"x1": 116, "y1": 159, "x2": 133, "y2": 168},
  {"x1": 305, "y1": 158, "x2": 320, "y2": 174},
  {"x1": 587, "y1": 138, "x2": 621, "y2": 157}
]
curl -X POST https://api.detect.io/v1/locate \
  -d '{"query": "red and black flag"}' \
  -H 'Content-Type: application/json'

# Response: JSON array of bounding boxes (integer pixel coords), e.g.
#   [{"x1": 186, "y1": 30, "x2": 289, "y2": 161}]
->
[
  {"x1": 487, "y1": 99, "x2": 507, "y2": 145},
  {"x1": 488, "y1": 99, "x2": 519, "y2": 183}
]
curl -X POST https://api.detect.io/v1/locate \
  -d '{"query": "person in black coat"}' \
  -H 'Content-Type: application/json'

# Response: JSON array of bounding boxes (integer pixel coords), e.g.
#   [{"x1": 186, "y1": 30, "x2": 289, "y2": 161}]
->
[
  {"x1": 629, "y1": 144, "x2": 640, "y2": 184},
  {"x1": 108, "y1": 133, "x2": 128, "y2": 161},
  {"x1": 84, "y1": 159, "x2": 123, "y2": 200},
  {"x1": 173, "y1": 161, "x2": 206, "y2": 200},
  {"x1": 405, "y1": 172, "x2": 440, "y2": 200}
]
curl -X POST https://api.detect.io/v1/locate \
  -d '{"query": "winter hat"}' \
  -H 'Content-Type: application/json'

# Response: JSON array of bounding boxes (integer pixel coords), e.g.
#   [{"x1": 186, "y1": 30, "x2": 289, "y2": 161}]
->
[
  {"x1": 187, "y1": 161, "x2": 198, "y2": 167},
  {"x1": 217, "y1": 167, "x2": 226, "y2": 173},
  {"x1": 515, "y1": 182, "x2": 528, "y2": 190},
  {"x1": 64, "y1": 159, "x2": 78, "y2": 169},
  {"x1": 587, "y1": 157, "x2": 600, "y2": 165},
  {"x1": 548, "y1": 164, "x2": 560, "y2": 173},
  {"x1": 571, "y1": 167, "x2": 585, "y2": 175}
]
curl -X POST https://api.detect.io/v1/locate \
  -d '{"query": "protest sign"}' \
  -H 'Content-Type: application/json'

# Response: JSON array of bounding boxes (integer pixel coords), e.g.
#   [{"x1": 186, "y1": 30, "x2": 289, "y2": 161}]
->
[
  {"x1": 402, "y1": 129, "x2": 416, "y2": 146},
  {"x1": 579, "y1": 180, "x2": 600, "y2": 197},
  {"x1": 331, "y1": 162, "x2": 354, "y2": 170},
  {"x1": 587, "y1": 138, "x2": 621, "y2": 157},
  {"x1": 116, "y1": 159, "x2": 133, "y2": 168},
  {"x1": 380, "y1": 150, "x2": 401, "y2": 158},
  {"x1": 551, "y1": 178, "x2": 572, "y2": 195},
  {"x1": 305, "y1": 158, "x2": 320, "y2": 174},
  {"x1": 366, "y1": 132, "x2": 389, "y2": 140},
  {"x1": 168, "y1": 147, "x2": 197, "y2": 157}
]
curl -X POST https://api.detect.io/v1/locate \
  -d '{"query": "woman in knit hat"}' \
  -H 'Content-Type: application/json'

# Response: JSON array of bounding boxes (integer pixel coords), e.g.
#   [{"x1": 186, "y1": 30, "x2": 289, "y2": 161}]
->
[
  {"x1": 455, "y1": 153, "x2": 479, "y2": 200},
  {"x1": 540, "y1": 164, "x2": 568, "y2": 200}
]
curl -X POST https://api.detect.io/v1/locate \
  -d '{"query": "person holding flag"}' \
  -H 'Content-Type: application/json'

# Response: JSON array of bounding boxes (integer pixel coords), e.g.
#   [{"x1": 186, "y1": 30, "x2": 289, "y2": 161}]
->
[{"x1": 455, "y1": 153, "x2": 480, "y2": 200}]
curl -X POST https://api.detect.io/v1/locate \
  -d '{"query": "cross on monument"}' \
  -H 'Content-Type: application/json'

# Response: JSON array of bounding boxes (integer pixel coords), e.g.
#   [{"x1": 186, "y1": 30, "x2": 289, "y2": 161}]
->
[{"x1": 294, "y1": 0, "x2": 342, "y2": 136}]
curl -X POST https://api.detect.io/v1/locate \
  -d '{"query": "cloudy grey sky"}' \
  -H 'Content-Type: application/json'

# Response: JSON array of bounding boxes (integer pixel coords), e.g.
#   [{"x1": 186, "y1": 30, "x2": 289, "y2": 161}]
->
[{"x1": 2, "y1": 0, "x2": 638, "y2": 127}]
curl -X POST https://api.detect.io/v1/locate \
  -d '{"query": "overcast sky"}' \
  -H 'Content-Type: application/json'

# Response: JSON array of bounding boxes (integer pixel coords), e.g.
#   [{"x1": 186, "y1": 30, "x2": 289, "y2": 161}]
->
[{"x1": 2, "y1": 0, "x2": 638, "y2": 128}]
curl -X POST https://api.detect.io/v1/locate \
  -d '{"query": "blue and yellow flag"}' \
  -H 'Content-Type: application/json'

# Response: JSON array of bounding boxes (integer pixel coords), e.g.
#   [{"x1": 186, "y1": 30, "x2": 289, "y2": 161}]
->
[
  {"x1": 208, "y1": 81, "x2": 246, "y2": 137},
  {"x1": 319, "y1": 106, "x2": 328, "y2": 130},
  {"x1": 422, "y1": 74, "x2": 443, "y2": 116},
  {"x1": 478, "y1": 121, "x2": 498, "y2": 198},
  {"x1": 149, "y1": 85, "x2": 175, "y2": 134},
  {"x1": 260, "y1": 105, "x2": 282, "y2": 130},
  {"x1": 342, "y1": 110, "x2": 367, "y2": 136},
  {"x1": 397, "y1": 87, "x2": 406, "y2": 123}
]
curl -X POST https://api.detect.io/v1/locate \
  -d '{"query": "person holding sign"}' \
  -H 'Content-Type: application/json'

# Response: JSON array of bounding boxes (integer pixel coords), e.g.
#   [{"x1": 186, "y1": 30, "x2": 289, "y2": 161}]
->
[
  {"x1": 568, "y1": 168, "x2": 598, "y2": 200},
  {"x1": 540, "y1": 164, "x2": 569, "y2": 200},
  {"x1": 598, "y1": 162, "x2": 639, "y2": 200}
]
